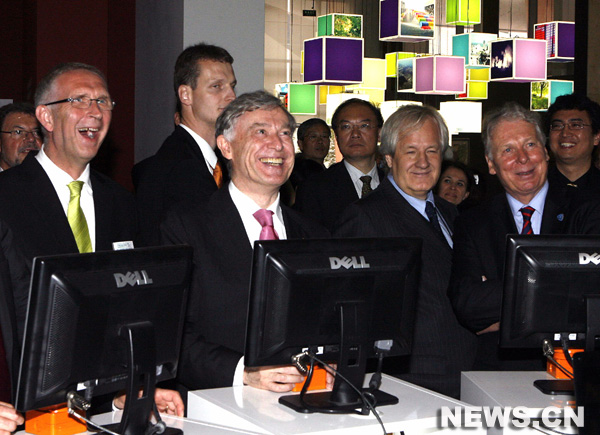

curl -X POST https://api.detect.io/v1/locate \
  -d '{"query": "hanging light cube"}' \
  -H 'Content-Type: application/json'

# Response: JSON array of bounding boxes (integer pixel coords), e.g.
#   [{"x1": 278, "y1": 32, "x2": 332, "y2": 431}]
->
[
  {"x1": 456, "y1": 81, "x2": 488, "y2": 100},
  {"x1": 534, "y1": 21, "x2": 575, "y2": 62},
  {"x1": 490, "y1": 38, "x2": 547, "y2": 82},
  {"x1": 380, "y1": 100, "x2": 423, "y2": 121},
  {"x1": 317, "y1": 14, "x2": 363, "y2": 38},
  {"x1": 397, "y1": 57, "x2": 417, "y2": 92},
  {"x1": 379, "y1": 0, "x2": 435, "y2": 42},
  {"x1": 319, "y1": 86, "x2": 345, "y2": 105},
  {"x1": 303, "y1": 37, "x2": 363, "y2": 85},
  {"x1": 385, "y1": 52, "x2": 417, "y2": 77},
  {"x1": 325, "y1": 93, "x2": 370, "y2": 125},
  {"x1": 346, "y1": 58, "x2": 387, "y2": 91},
  {"x1": 446, "y1": 0, "x2": 481, "y2": 25},
  {"x1": 452, "y1": 33, "x2": 496, "y2": 68},
  {"x1": 530, "y1": 80, "x2": 574, "y2": 111},
  {"x1": 415, "y1": 55, "x2": 465, "y2": 94}
]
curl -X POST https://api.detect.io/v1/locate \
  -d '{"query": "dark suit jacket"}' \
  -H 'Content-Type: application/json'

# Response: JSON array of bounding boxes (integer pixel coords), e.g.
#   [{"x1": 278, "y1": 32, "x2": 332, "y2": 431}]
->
[
  {"x1": 333, "y1": 178, "x2": 476, "y2": 399},
  {"x1": 448, "y1": 187, "x2": 569, "y2": 370},
  {"x1": 294, "y1": 161, "x2": 384, "y2": 231},
  {"x1": 133, "y1": 126, "x2": 228, "y2": 246},
  {"x1": 161, "y1": 186, "x2": 329, "y2": 390},
  {"x1": 0, "y1": 154, "x2": 138, "y2": 340}
]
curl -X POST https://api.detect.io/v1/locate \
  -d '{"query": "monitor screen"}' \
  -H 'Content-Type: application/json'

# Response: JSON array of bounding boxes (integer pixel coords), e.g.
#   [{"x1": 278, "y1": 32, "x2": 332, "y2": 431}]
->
[
  {"x1": 245, "y1": 237, "x2": 421, "y2": 413},
  {"x1": 500, "y1": 235, "x2": 600, "y2": 350},
  {"x1": 15, "y1": 246, "x2": 192, "y2": 426}
]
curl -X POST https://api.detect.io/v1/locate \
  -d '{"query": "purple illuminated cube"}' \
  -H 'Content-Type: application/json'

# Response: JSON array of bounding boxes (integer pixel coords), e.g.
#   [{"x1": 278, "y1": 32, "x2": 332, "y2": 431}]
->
[{"x1": 303, "y1": 37, "x2": 363, "y2": 85}]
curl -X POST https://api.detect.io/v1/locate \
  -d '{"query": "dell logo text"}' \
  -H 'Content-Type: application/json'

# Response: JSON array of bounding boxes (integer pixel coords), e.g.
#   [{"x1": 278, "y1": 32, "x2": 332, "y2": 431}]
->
[
  {"x1": 329, "y1": 256, "x2": 370, "y2": 270},
  {"x1": 114, "y1": 271, "x2": 154, "y2": 288},
  {"x1": 579, "y1": 253, "x2": 600, "y2": 265}
]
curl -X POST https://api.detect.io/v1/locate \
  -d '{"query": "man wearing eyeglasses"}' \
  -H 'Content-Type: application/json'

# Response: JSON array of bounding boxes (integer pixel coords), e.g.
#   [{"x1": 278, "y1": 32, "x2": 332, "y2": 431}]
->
[
  {"x1": 546, "y1": 93, "x2": 600, "y2": 207},
  {"x1": 0, "y1": 103, "x2": 42, "y2": 172},
  {"x1": 294, "y1": 99, "x2": 384, "y2": 230}
]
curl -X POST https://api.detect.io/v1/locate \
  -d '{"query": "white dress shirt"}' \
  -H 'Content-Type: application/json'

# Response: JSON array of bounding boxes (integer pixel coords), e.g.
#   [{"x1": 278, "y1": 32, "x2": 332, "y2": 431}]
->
[
  {"x1": 36, "y1": 147, "x2": 96, "y2": 251},
  {"x1": 506, "y1": 181, "x2": 549, "y2": 235},
  {"x1": 180, "y1": 124, "x2": 219, "y2": 175},
  {"x1": 344, "y1": 160, "x2": 380, "y2": 197}
]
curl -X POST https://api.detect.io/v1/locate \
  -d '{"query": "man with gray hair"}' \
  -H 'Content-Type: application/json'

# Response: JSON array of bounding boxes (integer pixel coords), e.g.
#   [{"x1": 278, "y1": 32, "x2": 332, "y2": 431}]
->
[
  {"x1": 449, "y1": 102, "x2": 570, "y2": 371},
  {"x1": 334, "y1": 104, "x2": 475, "y2": 399},
  {"x1": 162, "y1": 90, "x2": 328, "y2": 392}
]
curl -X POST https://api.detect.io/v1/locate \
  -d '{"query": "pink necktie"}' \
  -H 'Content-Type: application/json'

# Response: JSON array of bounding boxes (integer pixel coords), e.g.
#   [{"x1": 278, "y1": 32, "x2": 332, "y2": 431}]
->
[{"x1": 253, "y1": 209, "x2": 279, "y2": 240}]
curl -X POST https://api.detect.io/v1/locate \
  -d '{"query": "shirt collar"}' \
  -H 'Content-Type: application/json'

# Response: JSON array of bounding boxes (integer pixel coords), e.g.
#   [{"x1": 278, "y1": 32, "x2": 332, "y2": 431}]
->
[
  {"x1": 344, "y1": 159, "x2": 378, "y2": 180},
  {"x1": 36, "y1": 146, "x2": 92, "y2": 192},
  {"x1": 180, "y1": 123, "x2": 218, "y2": 169},
  {"x1": 506, "y1": 180, "x2": 549, "y2": 218},
  {"x1": 228, "y1": 181, "x2": 282, "y2": 217},
  {"x1": 387, "y1": 173, "x2": 435, "y2": 215}
]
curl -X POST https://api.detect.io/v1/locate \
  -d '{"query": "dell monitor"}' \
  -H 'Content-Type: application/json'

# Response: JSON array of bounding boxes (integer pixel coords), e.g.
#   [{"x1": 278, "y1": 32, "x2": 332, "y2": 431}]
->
[
  {"x1": 245, "y1": 237, "x2": 421, "y2": 414},
  {"x1": 15, "y1": 246, "x2": 193, "y2": 435},
  {"x1": 500, "y1": 235, "x2": 600, "y2": 394}
]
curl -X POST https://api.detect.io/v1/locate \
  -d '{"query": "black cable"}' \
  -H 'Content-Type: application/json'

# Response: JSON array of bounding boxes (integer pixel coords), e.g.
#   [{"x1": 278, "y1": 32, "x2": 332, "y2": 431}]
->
[
  {"x1": 368, "y1": 351, "x2": 385, "y2": 391},
  {"x1": 560, "y1": 334, "x2": 574, "y2": 369},
  {"x1": 302, "y1": 352, "x2": 387, "y2": 435}
]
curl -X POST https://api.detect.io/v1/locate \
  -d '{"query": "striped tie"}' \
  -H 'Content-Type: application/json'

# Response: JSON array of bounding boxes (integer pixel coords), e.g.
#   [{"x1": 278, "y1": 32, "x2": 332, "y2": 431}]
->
[
  {"x1": 67, "y1": 181, "x2": 93, "y2": 253},
  {"x1": 520, "y1": 206, "x2": 535, "y2": 235}
]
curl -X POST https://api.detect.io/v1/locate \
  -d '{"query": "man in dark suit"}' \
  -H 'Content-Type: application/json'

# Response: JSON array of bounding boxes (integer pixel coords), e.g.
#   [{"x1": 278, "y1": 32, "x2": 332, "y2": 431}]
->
[
  {"x1": 133, "y1": 43, "x2": 237, "y2": 246},
  {"x1": 449, "y1": 103, "x2": 570, "y2": 371},
  {"x1": 162, "y1": 91, "x2": 328, "y2": 392},
  {"x1": 295, "y1": 99, "x2": 384, "y2": 230},
  {"x1": 0, "y1": 102, "x2": 42, "y2": 172},
  {"x1": 546, "y1": 93, "x2": 600, "y2": 208},
  {"x1": 0, "y1": 62, "x2": 183, "y2": 415},
  {"x1": 334, "y1": 105, "x2": 475, "y2": 399}
]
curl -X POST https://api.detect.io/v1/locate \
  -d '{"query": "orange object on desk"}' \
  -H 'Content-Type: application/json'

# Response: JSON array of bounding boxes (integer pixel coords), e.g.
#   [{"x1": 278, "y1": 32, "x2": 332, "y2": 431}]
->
[
  {"x1": 547, "y1": 348, "x2": 584, "y2": 379},
  {"x1": 292, "y1": 365, "x2": 328, "y2": 392},
  {"x1": 25, "y1": 404, "x2": 87, "y2": 435}
]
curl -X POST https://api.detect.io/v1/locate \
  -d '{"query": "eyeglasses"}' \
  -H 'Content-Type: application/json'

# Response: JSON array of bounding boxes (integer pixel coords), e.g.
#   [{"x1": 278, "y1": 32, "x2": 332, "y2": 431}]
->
[
  {"x1": 43, "y1": 96, "x2": 116, "y2": 111},
  {"x1": 337, "y1": 122, "x2": 376, "y2": 133},
  {"x1": 0, "y1": 129, "x2": 42, "y2": 140},
  {"x1": 549, "y1": 121, "x2": 592, "y2": 131}
]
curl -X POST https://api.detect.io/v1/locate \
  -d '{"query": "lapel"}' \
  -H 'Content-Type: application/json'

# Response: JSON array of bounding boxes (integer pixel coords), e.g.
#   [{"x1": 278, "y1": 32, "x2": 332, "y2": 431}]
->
[
  {"x1": 335, "y1": 162, "x2": 360, "y2": 202},
  {"x1": 540, "y1": 186, "x2": 568, "y2": 234},
  {"x1": 90, "y1": 171, "x2": 115, "y2": 251},
  {"x1": 20, "y1": 156, "x2": 79, "y2": 254},
  {"x1": 174, "y1": 126, "x2": 206, "y2": 161}
]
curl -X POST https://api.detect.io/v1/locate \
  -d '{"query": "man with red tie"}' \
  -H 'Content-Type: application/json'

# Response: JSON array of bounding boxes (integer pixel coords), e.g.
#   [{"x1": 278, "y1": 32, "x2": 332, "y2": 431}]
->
[
  {"x1": 162, "y1": 91, "x2": 328, "y2": 392},
  {"x1": 133, "y1": 43, "x2": 237, "y2": 246}
]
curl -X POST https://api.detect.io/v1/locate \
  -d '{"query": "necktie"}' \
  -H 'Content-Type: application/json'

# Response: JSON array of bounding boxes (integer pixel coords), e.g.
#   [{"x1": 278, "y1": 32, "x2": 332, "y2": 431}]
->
[
  {"x1": 0, "y1": 329, "x2": 11, "y2": 402},
  {"x1": 425, "y1": 201, "x2": 447, "y2": 243},
  {"x1": 360, "y1": 175, "x2": 373, "y2": 198},
  {"x1": 67, "y1": 181, "x2": 93, "y2": 253},
  {"x1": 213, "y1": 161, "x2": 223, "y2": 188},
  {"x1": 520, "y1": 206, "x2": 535, "y2": 235},
  {"x1": 253, "y1": 209, "x2": 279, "y2": 240}
]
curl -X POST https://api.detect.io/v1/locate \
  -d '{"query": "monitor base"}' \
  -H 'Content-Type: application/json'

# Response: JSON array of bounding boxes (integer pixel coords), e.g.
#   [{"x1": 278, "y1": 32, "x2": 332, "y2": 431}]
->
[
  {"x1": 533, "y1": 379, "x2": 574, "y2": 395},
  {"x1": 102, "y1": 422, "x2": 183, "y2": 435},
  {"x1": 279, "y1": 389, "x2": 398, "y2": 414}
]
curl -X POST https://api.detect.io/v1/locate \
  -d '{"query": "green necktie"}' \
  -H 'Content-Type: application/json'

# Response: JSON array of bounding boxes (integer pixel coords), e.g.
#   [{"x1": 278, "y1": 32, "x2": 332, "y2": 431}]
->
[{"x1": 67, "y1": 181, "x2": 93, "y2": 253}]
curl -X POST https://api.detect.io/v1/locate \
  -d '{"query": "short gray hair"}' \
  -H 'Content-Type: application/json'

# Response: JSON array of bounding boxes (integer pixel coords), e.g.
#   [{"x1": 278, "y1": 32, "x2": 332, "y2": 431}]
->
[
  {"x1": 379, "y1": 105, "x2": 449, "y2": 157},
  {"x1": 215, "y1": 90, "x2": 296, "y2": 141},
  {"x1": 482, "y1": 102, "x2": 546, "y2": 160},
  {"x1": 34, "y1": 62, "x2": 108, "y2": 106}
]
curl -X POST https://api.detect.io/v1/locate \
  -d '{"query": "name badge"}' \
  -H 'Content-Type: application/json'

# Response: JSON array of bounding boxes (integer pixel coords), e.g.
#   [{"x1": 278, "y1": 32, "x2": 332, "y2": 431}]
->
[{"x1": 113, "y1": 240, "x2": 135, "y2": 251}]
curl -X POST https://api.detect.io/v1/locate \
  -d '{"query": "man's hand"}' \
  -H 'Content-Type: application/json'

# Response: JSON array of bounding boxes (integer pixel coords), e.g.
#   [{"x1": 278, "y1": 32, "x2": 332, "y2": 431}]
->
[
  {"x1": 243, "y1": 365, "x2": 305, "y2": 392},
  {"x1": 113, "y1": 388, "x2": 184, "y2": 417},
  {"x1": 477, "y1": 321, "x2": 500, "y2": 335},
  {"x1": 0, "y1": 402, "x2": 24, "y2": 434}
]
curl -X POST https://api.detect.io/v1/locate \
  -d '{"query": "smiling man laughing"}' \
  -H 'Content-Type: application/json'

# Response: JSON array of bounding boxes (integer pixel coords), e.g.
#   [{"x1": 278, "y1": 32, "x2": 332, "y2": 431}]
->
[{"x1": 161, "y1": 91, "x2": 328, "y2": 393}]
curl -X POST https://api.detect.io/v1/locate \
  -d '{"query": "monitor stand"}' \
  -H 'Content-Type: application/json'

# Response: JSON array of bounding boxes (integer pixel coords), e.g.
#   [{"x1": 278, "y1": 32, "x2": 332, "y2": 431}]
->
[
  {"x1": 279, "y1": 302, "x2": 398, "y2": 413},
  {"x1": 102, "y1": 322, "x2": 182, "y2": 435}
]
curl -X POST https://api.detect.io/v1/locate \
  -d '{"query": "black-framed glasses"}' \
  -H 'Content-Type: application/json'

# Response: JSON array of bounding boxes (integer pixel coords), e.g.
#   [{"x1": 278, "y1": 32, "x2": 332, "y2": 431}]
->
[
  {"x1": 0, "y1": 129, "x2": 42, "y2": 140},
  {"x1": 43, "y1": 96, "x2": 116, "y2": 111},
  {"x1": 550, "y1": 121, "x2": 592, "y2": 131}
]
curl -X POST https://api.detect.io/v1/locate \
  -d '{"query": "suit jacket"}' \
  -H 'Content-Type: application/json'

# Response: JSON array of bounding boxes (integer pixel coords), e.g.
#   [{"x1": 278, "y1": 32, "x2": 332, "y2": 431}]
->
[
  {"x1": 0, "y1": 154, "x2": 138, "y2": 340},
  {"x1": 448, "y1": 187, "x2": 569, "y2": 370},
  {"x1": 133, "y1": 126, "x2": 229, "y2": 246},
  {"x1": 294, "y1": 161, "x2": 384, "y2": 231},
  {"x1": 333, "y1": 178, "x2": 476, "y2": 399},
  {"x1": 161, "y1": 186, "x2": 329, "y2": 390}
]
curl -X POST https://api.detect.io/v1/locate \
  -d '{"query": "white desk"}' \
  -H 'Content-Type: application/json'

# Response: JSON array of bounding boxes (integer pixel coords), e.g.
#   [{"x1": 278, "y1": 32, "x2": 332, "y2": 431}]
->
[
  {"x1": 18, "y1": 410, "x2": 263, "y2": 434},
  {"x1": 187, "y1": 374, "x2": 486, "y2": 434},
  {"x1": 461, "y1": 371, "x2": 578, "y2": 434}
]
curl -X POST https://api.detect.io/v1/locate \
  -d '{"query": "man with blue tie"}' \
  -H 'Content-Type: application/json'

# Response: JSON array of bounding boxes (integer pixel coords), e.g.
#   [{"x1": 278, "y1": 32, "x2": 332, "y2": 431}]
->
[
  {"x1": 449, "y1": 102, "x2": 583, "y2": 371},
  {"x1": 162, "y1": 91, "x2": 328, "y2": 392}
]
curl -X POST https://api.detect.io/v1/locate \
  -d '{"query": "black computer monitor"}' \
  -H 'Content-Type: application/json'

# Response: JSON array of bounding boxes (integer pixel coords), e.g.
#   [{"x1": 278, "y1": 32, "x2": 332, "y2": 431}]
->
[
  {"x1": 15, "y1": 246, "x2": 193, "y2": 435},
  {"x1": 500, "y1": 235, "x2": 600, "y2": 394},
  {"x1": 245, "y1": 237, "x2": 421, "y2": 413}
]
